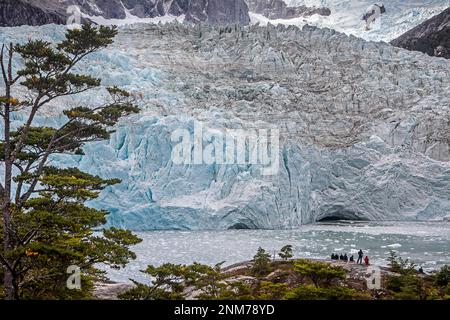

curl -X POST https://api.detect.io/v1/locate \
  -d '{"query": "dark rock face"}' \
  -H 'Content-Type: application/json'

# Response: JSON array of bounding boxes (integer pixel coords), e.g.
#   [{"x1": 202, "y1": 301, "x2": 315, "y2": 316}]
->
[
  {"x1": 0, "y1": 0, "x2": 66, "y2": 27},
  {"x1": 0, "y1": 0, "x2": 251, "y2": 27},
  {"x1": 205, "y1": 0, "x2": 250, "y2": 25},
  {"x1": 246, "y1": 0, "x2": 331, "y2": 20},
  {"x1": 391, "y1": 7, "x2": 450, "y2": 59},
  {"x1": 86, "y1": 0, "x2": 128, "y2": 19}
]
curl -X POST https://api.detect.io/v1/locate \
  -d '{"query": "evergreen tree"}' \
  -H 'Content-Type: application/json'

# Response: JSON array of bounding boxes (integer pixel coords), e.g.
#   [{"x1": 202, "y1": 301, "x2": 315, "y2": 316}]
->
[
  {"x1": 185, "y1": 262, "x2": 227, "y2": 299},
  {"x1": 120, "y1": 262, "x2": 227, "y2": 300},
  {"x1": 278, "y1": 244, "x2": 293, "y2": 261},
  {"x1": 0, "y1": 24, "x2": 141, "y2": 299},
  {"x1": 387, "y1": 251, "x2": 416, "y2": 275},
  {"x1": 385, "y1": 273, "x2": 427, "y2": 300},
  {"x1": 252, "y1": 247, "x2": 272, "y2": 276},
  {"x1": 435, "y1": 265, "x2": 450, "y2": 287},
  {"x1": 120, "y1": 263, "x2": 188, "y2": 300}
]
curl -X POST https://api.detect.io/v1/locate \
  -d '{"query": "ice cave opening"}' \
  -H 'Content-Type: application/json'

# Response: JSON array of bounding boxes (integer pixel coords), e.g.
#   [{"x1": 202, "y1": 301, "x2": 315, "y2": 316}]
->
[
  {"x1": 228, "y1": 223, "x2": 252, "y2": 230},
  {"x1": 316, "y1": 209, "x2": 368, "y2": 222}
]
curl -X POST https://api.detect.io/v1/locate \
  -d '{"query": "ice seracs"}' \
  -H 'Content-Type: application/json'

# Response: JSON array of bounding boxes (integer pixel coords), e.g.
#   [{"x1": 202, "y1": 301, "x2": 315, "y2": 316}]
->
[{"x1": 0, "y1": 22, "x2": 449, "y2": 230}]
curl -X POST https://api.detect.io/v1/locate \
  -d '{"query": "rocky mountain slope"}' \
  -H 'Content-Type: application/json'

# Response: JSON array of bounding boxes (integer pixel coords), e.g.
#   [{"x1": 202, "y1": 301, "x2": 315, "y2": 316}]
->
[
  {"x1": 1, "y1": 23, "x2": 449, "y2": 230},
  {"x1": 0, "y1": 0, "x2": 251, "y2": 26},
  {"x1": 391, "y1": 6, "x2": 450, "y2": 59},
  {"x1": 2, "y1": 0, "x2": 448, "y2": 47},
  {"x1": 0, "y1": 0, "x2": 66, "y2": 27},
  {"x1": 246, "y1": 0, "x2": 330, "y2": 20},
  {"x1": 270, "y1": 1, "x2": 450, "y2": 42}
]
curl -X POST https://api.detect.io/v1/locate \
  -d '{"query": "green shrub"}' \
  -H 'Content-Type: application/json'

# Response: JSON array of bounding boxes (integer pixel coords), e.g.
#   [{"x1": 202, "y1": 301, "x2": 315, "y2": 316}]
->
[
  {"x1": 285, "y1": 285, "x2": 358, "y2": 300},
  {"x1": 119, "y1": 263, "x2": 188, "y2": 300},
  {"x1": 443, "y1": 285, "x2": 450, "y2": 300},
  {"x1": 252, "y1": 247, "x2": 272, "y2": 276},
  {"x1": 386, "y1": 274, "x2": 424, "y2": 300},
  {"x1": 435, "y1": 265, "x2": 450, "y2": 287},
  {"x1": 256, "y1": 281, "x2": 289, "y2": 300},
  {"x1": 387, "y1": 251, "x2": 416, "y2": 275},
  {"x1": 294, "y1": 259, "x2": 346, "y2": 288},
  {"x1": 218, "y1": 281, "x2": 255, "y2": 300}
]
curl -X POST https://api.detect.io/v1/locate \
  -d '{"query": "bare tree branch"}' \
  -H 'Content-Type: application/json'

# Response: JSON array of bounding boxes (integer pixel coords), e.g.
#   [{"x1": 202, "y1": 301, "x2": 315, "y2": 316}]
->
[{"x1": 0, "y1": 44, "x2": 8, "y2": 85}]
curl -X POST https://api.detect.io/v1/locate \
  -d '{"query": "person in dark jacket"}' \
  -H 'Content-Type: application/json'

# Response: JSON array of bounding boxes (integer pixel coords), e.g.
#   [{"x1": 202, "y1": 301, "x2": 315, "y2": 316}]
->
[
  {"x1": 357, "y1": 249, "x2": 364, "y2": 264},
  {"x1": 349, "y1": 255, "x2": 355, "y2": 262},
  {"x1": 343, "y1": 253, "x2": 348, "y2": 262}
]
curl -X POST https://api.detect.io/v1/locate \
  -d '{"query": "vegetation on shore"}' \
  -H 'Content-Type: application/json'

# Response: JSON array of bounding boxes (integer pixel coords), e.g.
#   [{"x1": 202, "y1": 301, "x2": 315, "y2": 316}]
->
[
  {"x1": 120, "y1": 248, "x2": 450, "y2": 300},
  {"x1": 0, "y1": 24, "x2": 142, "y2": 300}
]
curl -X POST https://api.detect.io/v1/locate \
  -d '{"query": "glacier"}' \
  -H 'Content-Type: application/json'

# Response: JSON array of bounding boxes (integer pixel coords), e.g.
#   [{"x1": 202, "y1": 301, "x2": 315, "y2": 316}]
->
[
  {"x1": 0, "y1": 21, "x2": 450, "y2": 230},
  {"x1": 263, "y1": 0, "x2": 450, "y2": 42}
]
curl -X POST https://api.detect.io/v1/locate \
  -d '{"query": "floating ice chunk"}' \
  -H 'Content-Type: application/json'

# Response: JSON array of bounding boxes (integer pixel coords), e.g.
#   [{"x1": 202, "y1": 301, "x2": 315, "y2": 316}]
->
[{"x1": 386, "y1": 243, "x2": 402, "y2": 248}]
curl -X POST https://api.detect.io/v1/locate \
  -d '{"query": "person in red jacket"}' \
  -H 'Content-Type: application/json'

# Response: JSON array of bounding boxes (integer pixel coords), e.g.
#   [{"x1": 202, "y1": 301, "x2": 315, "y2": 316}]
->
[{"x1": 364, "y1": 256, "x2": 370, "y2": 265}]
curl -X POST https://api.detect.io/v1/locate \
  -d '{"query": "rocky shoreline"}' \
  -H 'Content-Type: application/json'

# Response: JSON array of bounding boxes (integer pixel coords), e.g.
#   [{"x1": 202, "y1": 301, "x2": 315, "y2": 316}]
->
[{"x1": 93, "y1": 258, "x2": 414, "y2": 300}]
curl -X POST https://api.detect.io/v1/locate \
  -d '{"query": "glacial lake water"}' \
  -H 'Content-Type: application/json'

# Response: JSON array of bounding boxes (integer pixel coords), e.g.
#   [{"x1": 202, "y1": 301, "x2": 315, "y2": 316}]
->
[{"x1": 105, "y1": 221, "x2": 450, "y2": 283}]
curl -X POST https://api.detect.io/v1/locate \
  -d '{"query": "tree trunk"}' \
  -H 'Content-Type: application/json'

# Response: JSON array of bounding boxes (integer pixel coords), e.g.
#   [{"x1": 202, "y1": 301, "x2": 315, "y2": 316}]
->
[
  {"x1": 3, "y1": 256, "x2": 14, "y2": 300},
  {"x1": 2, "y1": 43, "x2": 16, "y2": 300},
  {"x1": 2, "y1": 102, "x2": 15, "y2": 300}
]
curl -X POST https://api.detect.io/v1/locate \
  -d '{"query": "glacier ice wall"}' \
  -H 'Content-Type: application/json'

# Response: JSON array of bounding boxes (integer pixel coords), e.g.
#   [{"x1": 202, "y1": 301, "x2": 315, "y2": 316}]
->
[{"x1": 1, "y1": 23, "x2": 450, "y2": 230}]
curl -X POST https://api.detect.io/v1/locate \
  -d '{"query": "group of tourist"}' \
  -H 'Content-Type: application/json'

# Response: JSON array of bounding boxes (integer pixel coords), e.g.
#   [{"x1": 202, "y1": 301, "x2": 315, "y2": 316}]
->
[{"x1": 331, "y1": 249, "x2": 369, "y2": 265}]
